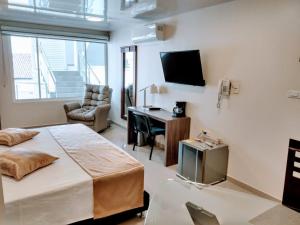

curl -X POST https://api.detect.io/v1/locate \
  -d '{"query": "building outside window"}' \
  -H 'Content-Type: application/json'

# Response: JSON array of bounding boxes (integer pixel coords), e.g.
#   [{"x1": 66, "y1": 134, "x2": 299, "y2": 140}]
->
[{"x1": 9, "y1": 35, "x2": 107, "y2": 100}]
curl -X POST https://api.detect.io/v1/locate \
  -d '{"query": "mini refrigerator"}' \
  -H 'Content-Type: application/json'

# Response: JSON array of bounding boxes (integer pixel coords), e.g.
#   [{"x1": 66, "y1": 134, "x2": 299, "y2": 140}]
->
[{"x1": 177, "y1": 140, "x2": 229, "y2": 184}]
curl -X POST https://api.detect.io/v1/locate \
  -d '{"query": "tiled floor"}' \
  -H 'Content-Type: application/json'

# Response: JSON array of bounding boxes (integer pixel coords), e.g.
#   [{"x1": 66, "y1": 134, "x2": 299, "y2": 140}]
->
[{"x1": 101, "y1": 124, "x2": 300, "y2": 225}]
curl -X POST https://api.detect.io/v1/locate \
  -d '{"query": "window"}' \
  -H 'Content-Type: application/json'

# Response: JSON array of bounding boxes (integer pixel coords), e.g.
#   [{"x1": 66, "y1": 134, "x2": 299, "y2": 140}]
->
[{"x1": 10, "y1": 35, "x2": 107, "y2": 100}]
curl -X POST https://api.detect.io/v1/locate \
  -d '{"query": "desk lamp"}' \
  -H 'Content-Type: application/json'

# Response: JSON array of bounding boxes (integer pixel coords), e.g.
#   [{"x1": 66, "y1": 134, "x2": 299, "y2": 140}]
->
[{"x1": 139, "y1": 84, "x2": 158, "y2": 107}]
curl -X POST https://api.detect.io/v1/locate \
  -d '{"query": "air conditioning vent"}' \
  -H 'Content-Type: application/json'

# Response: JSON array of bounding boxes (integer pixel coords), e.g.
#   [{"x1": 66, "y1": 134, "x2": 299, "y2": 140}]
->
[{"x1": 131, "y1": 23, "x2": 165, "y2": 43}]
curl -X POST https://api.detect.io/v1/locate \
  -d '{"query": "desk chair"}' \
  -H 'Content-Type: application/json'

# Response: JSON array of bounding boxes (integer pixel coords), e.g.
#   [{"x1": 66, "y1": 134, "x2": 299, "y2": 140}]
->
[{"x1": 132, "y1": 112, "x2": 165, "y2": 160}]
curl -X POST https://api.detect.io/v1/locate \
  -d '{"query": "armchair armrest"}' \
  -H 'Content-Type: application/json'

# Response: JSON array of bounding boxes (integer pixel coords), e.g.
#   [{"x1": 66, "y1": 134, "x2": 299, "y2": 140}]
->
[
  {"x1": 95, "y1": 104, "x2": 111, "y2": 117},
  {"x1": 94, "y1": 104, "x2": 111, "y2": 132},
  {"x1": 64, "y1": 102, "x2": 81, "y2": 113}
]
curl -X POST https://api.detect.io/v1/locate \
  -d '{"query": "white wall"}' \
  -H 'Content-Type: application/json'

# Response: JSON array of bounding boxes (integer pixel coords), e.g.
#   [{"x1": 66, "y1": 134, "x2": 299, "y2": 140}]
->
[
  {"x1": 0, "y1": 98, "x2": 68, "y2": 129},
  {"x1": 108, "y1": 0, "x2": 300, "y2": 199},
  {"x1": 108, "y1": 33, "x2": 131, "y2": 128}
]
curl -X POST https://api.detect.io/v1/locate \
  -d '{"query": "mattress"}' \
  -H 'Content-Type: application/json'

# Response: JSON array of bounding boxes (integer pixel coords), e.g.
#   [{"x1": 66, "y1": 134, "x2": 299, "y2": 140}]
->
[{"x1": 1, "y1": 127, "x2": 93, "y2": 225}]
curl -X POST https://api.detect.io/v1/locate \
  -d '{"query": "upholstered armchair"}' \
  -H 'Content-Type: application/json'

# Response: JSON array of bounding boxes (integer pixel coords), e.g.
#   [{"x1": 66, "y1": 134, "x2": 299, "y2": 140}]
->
[{"x1": 64, "y1": 84, "x2": 112, "y2": 132}]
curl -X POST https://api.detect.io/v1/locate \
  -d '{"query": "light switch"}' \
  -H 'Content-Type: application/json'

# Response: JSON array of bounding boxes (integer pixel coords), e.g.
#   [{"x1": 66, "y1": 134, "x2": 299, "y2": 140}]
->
[
  {"x1": 230, "y1": 81, "x2": 240, "y2": 94},
  {"x1": 287, "y1": 90, "x2": 300, "y2": 99}
]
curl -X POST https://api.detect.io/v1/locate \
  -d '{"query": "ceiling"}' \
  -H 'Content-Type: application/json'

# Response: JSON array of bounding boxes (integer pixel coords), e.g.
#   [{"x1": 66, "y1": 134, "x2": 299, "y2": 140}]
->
[{"x1": 0, "y1": 0, "x2": 233, "y2": 31}]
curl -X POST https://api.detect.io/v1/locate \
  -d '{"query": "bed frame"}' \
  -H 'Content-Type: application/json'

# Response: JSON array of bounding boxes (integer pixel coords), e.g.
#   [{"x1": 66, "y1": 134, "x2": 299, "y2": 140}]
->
[{"x1": 70, "y1": 191, "x2": 150, "y2": 225}]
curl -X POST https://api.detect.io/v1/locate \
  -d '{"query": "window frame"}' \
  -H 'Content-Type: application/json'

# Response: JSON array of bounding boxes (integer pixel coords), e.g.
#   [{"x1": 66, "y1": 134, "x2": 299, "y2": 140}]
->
[{"x1": 3, "y1": 34, "x2": 108, "y2": 103}]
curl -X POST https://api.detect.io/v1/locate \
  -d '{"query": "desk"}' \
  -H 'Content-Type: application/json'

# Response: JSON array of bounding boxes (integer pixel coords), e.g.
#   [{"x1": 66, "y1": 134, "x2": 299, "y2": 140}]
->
[{"x1": 127, "y1": 107, "x2": 191, "y2": 166}]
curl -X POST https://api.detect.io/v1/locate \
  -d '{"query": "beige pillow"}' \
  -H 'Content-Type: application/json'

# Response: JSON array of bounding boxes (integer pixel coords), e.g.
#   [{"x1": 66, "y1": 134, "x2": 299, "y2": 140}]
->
[
  {"x1": 0, "y1": 128, "x2": 39, "y2": 146},
  {"x1": 0, "y1": 148, "x2": 58, "y2": 180}
]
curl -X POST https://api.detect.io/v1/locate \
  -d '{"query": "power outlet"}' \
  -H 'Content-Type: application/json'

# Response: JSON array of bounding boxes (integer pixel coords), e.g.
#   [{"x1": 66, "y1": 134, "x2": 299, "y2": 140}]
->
[{"x1": 287, "y1": 90, "x2": 300, "y2": 99}]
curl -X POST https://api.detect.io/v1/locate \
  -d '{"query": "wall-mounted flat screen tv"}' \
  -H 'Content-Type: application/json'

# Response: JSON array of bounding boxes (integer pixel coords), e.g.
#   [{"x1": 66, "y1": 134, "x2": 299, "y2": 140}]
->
[{"x1": 160, "y1": 50, "x2": 205, "y2": 86}]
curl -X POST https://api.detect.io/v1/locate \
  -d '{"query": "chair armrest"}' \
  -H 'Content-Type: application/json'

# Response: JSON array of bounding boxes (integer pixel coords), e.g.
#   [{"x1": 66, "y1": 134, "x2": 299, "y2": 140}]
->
[
  {"x1": 64, "y1": 102, "x2": 81, "y2": 113},
  {"x1": 95, "y1": 104, "x2": 111, "y2": 116},
  {"x1": 94, "y1": 104, "x2": 111, "y2": 131}
]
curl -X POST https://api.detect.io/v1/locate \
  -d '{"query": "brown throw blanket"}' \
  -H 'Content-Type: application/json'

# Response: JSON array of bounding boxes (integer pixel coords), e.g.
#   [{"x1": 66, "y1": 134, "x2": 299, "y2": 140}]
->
[{"x1": 49, "y1": 124, "x2": 144, "y2": 219}]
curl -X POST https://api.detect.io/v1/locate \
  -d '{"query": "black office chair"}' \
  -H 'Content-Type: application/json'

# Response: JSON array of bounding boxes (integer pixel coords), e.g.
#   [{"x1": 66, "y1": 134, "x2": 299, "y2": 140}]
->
[{"x1": 132, "y1": 112, "x2": 165, "y2": 160}]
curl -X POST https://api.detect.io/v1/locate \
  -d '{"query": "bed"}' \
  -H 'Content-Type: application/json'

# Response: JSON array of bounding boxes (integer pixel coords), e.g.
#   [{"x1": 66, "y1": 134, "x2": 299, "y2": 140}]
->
[{"x1": 1, "y1": 124, "x2": 145, "y2": 225}]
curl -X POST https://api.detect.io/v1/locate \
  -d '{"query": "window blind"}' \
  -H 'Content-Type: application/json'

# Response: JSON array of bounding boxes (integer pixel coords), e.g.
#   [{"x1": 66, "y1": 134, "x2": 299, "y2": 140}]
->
[{"x1": 0, "y1": 21, "x2": 110, "y2": 42}]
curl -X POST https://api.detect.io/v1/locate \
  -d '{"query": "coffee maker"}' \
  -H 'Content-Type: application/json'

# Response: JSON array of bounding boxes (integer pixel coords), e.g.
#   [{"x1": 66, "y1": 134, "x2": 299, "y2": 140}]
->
[{"x1": 173, "y1": 101, "x2": 186, "y2": 117}]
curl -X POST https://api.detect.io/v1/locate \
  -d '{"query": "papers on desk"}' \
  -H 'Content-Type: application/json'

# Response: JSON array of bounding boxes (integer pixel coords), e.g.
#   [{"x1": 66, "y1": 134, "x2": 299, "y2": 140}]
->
[{"x1": 145, "y1": 179, "x2": 278, "y2": 225}]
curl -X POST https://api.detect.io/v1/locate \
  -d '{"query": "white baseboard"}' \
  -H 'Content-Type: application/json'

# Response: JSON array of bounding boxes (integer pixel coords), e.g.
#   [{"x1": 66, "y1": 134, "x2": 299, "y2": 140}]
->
[
  {"x1": 227, "y1": 176, "x2": 280, "y2": 202},
  {"x1": 110, "y1": 120, "x2": 127, "y2": 129}
]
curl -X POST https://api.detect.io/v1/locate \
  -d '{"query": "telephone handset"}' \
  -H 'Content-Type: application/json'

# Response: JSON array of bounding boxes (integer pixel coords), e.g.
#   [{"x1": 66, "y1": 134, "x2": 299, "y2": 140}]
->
[{"x1": 217, "y1": 79, "x2": 231, "y2": 108}]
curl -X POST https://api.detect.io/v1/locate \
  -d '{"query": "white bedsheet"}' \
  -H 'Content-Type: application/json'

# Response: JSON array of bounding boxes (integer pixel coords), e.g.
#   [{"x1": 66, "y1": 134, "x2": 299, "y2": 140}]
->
[{"x1": 1, "y1": 127, "x2": 93, "y2": 225}]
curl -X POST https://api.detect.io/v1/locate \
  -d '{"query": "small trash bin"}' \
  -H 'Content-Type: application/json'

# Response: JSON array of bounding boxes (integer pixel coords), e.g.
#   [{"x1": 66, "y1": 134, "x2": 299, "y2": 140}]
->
[{"x1": 137, "y1": 132, "x2": 146, "y2": 147}]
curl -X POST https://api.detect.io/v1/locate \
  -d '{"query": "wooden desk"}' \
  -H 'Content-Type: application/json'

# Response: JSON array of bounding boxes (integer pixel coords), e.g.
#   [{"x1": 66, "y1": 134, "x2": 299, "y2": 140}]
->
[{"x1": 127, "y1": 107, "x2": 191, "y2": 166}]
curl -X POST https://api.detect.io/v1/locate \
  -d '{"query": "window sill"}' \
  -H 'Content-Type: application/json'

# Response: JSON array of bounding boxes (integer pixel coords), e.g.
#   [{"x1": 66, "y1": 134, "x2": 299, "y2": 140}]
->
[{"x1": 13, "y1": 98, "x2": 82, "y2": 104}]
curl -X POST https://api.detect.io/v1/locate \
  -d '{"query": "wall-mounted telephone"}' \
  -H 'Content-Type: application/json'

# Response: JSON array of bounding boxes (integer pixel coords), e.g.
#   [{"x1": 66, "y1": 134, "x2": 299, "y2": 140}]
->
[{"x1": 217, "y1": 79, "x2": 231, "y2": 108}]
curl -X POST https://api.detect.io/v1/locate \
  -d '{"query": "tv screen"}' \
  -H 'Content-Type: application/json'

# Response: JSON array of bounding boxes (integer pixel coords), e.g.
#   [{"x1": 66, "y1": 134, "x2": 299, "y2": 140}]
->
[{"x1": 160, "y1": 50, "x2": 205, "y2": 86}]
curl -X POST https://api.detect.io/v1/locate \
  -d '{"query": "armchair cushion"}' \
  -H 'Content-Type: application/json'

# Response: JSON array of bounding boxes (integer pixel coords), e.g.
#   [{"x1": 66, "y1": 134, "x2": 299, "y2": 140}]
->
[
  {"x1": 83, "y1": 85, "x2": 110, "y2": 107},
  {"x1": 67, "y1": 107, "x2": 96, "y2": 121}
]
